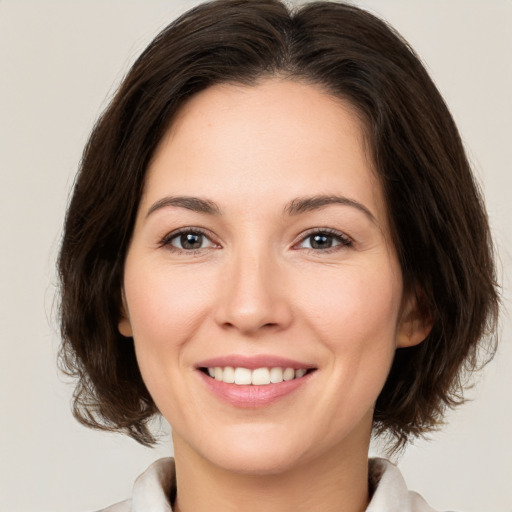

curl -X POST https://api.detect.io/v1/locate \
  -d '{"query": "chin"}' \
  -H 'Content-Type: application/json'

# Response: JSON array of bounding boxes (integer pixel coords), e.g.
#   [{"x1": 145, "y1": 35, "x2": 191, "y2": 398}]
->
[
  {"x1": 177, "y1": 425, "x2": 309, "y2": 476},
  {"x1": 210, "y1": 445, "x2": 303, "y2": 476}
]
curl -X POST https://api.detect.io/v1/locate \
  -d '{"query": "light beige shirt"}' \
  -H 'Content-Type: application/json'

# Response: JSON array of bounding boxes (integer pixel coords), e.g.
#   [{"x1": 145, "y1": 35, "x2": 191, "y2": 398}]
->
[{"x1": 98, "y1": 457, "x2": 439, "y2": 512}]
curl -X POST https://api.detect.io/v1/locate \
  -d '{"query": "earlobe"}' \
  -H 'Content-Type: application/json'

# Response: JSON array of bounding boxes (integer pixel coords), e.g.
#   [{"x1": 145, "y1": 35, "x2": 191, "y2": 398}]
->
[
  {"x1": 396, "y1": 290, "x2": 433, "y2": 348},
  {"x1": 118, "y1": 291, "x2": 133, "y2": 338},
  {"x1": 118, "y1": 316, "x2": 133, "y2": 338}
]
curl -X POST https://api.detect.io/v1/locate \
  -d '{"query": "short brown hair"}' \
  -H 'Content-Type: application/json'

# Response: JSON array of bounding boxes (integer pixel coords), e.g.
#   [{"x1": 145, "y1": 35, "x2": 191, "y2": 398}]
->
[{"x1": 58, "y1": 0, "x2": 499, "y2": 449}]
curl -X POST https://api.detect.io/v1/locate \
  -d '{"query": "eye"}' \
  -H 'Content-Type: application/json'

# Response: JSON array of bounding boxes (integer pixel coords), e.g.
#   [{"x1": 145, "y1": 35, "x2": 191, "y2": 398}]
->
[
  {"x1": 296, "y1": 230, "x2": 352, "y2": 251},
  {"x1": 161, "y1": 229, "x2": 217, "y2": 252}
]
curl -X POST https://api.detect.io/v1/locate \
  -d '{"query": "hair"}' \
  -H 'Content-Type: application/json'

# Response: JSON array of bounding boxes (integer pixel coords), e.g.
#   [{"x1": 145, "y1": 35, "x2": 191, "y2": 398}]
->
[{"x1": 58, "y1": 0, "x2": 499, "y2": 450}]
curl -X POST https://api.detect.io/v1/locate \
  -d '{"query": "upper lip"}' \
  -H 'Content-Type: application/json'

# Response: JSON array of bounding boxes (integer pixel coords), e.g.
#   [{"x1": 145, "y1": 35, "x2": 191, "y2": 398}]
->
[{"x1": 196, "y1": 354, "x2": 316, "y2": 370}]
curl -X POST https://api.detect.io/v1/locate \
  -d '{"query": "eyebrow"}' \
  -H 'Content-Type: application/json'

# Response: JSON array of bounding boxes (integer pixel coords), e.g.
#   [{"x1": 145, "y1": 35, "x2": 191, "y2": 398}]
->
[
  {"x1": 146, "y1": 196, "x2": 221, "y2": 217},
  {"x1": 285, "y1": 195, "x2": 377, "y2": 223},
  {"x1": 146, "y1": 194, "x2": 376, "y2": 223}
]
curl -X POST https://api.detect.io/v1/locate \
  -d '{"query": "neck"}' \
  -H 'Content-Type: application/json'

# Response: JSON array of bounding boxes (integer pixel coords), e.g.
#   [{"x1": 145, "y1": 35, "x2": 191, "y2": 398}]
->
[{"x1": 172, "y1": 430, "x2": 371, "y2": 512}]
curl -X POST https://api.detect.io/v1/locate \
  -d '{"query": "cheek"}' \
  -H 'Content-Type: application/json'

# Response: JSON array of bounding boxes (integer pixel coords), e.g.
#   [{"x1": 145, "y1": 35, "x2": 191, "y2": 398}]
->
[
  {"x1": 125, "y1": 260, "x2": 214, "y2": 339},
  {"x1": 297, "y1": 262, "x2": 402, "y2": 345},
  {"x1": 122, "y1": 262, "x2": 216, "y2": 394},
  {"x1": 298, "y1": 260, "x2": 402, "y2": 404},
  {"x1": 299, "y1": 263, "x2": 402, "y2": 418}
]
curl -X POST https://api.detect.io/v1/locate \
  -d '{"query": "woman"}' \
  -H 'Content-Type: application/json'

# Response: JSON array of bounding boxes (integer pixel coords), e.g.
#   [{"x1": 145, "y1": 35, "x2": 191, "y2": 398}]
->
[{"x1": 58, "y1": 1, "x2": 498, "y2": 511}]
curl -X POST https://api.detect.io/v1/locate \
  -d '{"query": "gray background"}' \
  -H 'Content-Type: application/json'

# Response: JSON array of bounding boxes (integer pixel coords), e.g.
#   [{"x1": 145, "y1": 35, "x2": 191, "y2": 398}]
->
[{"x1": 1, "y1": 1, "x2": 510, "y2": 510}]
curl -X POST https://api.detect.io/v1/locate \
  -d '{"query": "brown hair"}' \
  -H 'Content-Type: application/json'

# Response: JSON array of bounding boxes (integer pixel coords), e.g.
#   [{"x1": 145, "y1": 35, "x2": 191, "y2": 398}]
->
[{"x1": 58, "y1": 0, "x2": 499, "y2": 449}]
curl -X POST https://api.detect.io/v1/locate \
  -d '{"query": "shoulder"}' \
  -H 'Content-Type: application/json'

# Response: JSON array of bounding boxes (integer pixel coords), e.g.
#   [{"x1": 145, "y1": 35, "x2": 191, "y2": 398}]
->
[
  {"x1": 367, "y1": 458, "x2": 442, "y2": 512},
  {"x1": 95, "y1": 500, "x2": 131, "y2": 512},
  {"x1": 94, "y1": 457, "x2": 175, "y2": 512}
]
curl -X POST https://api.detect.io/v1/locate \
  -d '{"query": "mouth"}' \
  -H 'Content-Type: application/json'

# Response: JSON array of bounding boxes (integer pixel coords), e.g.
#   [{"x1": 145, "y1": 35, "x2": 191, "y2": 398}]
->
[
  {"x1": 196, "y1": 356, "x2": 317, "y2": 407},
  {"x1": 200, "y1": 366, "x2": 315, "y2": 385}
]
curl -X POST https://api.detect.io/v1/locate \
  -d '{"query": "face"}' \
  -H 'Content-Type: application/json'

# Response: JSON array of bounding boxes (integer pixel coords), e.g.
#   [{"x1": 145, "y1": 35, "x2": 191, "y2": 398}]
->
[{"x1": 120, "y1": 79, "x2": 425, "y2": 475}]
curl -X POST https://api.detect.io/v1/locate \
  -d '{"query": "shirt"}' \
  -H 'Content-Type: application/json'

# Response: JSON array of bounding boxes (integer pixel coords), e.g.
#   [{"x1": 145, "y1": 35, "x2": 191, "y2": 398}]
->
[{"x1": 97, "y1": 457, "x2": 439, "y2": 512}]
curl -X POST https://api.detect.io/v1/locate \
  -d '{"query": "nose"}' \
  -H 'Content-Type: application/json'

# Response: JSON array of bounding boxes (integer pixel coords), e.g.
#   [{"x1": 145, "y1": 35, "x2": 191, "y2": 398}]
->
[{"x1": 214, "y1": 251, "x2": 293, "y2": 335}]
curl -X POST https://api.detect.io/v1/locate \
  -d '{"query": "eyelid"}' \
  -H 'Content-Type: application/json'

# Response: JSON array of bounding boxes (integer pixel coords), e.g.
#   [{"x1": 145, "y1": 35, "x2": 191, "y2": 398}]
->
[
  {"x1": 158, "y1": 226, "x2": 352, "y2": 253},
  {"x1": 292, "y1": 227, "x2": 353, "y2": 251},
  {"x1": 159, "y1": 227, "x2": 220, "y2": 251}
]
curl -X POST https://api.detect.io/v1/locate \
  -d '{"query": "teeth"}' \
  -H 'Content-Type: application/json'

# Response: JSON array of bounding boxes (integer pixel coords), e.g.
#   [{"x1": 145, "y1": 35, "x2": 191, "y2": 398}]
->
[
  {"x1": 283, "y1": 368, "x2": 295, "y2": 381},
  {"x1": 223, "y1": 366, "x2": 235, "y2": 383},
  {"x1": 207, "y1": 366, "x2": 309, "y2": 385},
  {"x1": 252, "y1": 368, "x2": 270, "y2": 385},
  {"x1": 234, "y1": 367, "x2": 252, "y2": 385},
  {"x1": 269, "y1": 367, "x2": 283, "y2": 383}
]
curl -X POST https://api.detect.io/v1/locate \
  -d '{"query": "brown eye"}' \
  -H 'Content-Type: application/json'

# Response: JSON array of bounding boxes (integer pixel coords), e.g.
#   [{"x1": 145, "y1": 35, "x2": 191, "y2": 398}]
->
[
  {"x1": 297, "y1": 230, "x2": 352, "y2": 251},
  {"x1": 309, "y1": 234, "x2": 335, "y2": 249},
  {"x1": 168, "y1": 231, "x2": 215, "y2": 251}
]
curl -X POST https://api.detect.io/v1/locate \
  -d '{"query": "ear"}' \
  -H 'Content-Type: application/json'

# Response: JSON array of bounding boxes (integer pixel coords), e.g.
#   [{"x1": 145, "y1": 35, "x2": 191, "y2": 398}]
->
[
  {"x1": 118, "y1": 290, "x2": 133, "y2": 338},
  {"x1": 396, "y1": 289, "x2": 433, "y2": 348}
]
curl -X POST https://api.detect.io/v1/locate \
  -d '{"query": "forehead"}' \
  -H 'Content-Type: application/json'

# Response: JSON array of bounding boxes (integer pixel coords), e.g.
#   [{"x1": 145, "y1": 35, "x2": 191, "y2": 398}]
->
[{"x1": 143, "y1": 79, "x2": 387, "y2": 227}]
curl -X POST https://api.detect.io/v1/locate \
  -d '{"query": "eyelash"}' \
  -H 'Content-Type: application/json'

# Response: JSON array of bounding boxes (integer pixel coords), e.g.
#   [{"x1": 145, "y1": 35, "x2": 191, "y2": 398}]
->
[
  {"x1": 294, "y1": 228, "x2": 353, "y2": 253},
  {"x1": 159, "y1": 227, "x2": 218, "y2": 254},
  {"x1": 159, "y1": 227, "x2": 353, "y2": 254}
]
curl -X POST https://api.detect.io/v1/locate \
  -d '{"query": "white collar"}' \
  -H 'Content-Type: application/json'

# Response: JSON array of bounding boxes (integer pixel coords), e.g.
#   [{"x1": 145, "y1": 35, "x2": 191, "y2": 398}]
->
[
  {"x1": 366, "y1": 458, "x2": 437, "y2": 511},
  {"x1": 102, "y1": 457, "x2": 437, "y2": 512}
]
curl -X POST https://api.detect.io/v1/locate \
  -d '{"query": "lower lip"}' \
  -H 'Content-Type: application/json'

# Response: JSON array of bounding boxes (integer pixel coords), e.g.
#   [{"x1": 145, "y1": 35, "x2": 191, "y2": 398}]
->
[{"x1": 198, "y1": 371, "x2": 313, "y2": 408}]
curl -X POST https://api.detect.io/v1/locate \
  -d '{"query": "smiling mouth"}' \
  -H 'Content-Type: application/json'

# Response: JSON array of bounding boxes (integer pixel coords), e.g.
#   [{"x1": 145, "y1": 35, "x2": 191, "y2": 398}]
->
[{"x1": 201, "y1": 366, "x2": 315, "y2": 385}]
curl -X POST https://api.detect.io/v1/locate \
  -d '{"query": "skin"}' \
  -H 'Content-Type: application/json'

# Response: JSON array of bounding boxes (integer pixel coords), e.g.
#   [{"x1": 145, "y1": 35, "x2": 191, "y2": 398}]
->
[{"x1": 119, "y1": 79, "x2": 430, "y2": 512}]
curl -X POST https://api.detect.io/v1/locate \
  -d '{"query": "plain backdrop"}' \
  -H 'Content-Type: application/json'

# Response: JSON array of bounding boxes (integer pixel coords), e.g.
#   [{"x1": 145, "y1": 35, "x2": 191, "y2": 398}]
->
[{"x1": 0, "y1": 1, "x2": 511, "y2": 511}]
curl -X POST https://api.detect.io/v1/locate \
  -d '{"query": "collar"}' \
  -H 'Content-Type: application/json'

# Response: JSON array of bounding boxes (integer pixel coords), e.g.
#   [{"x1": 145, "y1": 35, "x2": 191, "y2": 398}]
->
[
  {"x1": 366, "y1": 458, "x2": 437, "y2": 511},
  {"x1": 111, "y1": 457, "x2": 437, "y2": 512}
]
